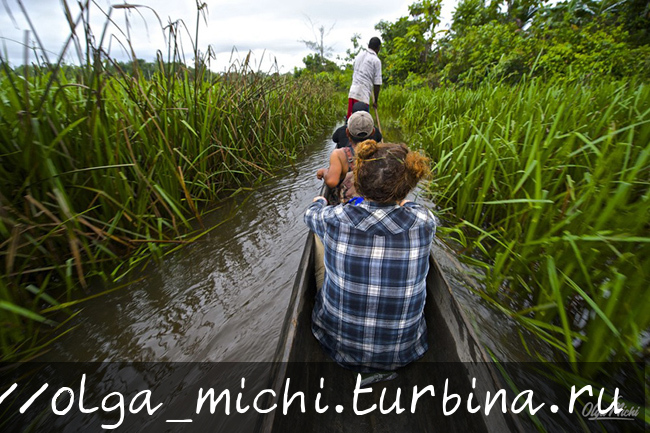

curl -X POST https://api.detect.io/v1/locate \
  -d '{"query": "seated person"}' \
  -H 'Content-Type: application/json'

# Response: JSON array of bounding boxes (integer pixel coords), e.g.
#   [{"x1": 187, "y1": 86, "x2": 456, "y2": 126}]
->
[
  {"x1": 316, "y1": 111, "x2": 376, "y2": 204},
  {"x1": 332, "y1": 102, "x2": 383, "y2": 149},
  {"x1": 304, "y1": 140, "x2": 436, "y2": 373}
]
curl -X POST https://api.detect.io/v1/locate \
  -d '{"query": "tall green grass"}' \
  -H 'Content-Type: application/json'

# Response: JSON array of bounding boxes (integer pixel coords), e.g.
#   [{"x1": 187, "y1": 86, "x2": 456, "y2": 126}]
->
[
  {"x1": 383, "y1": 78, "x2": 650, "y2": 375},
  {"x1": 0, "y1": 1, "x2": 339, "y2": 360}
]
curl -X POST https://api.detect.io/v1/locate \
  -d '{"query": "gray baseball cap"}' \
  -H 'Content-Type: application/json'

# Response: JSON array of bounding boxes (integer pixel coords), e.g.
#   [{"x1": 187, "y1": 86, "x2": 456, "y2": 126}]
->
[{"x1": 347, "y1": 111, "x2": 374, "y2": 140}]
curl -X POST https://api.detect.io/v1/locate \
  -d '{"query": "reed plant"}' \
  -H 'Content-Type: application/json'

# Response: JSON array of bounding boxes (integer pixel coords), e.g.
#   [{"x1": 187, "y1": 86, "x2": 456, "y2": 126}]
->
[
  {"x1": 382, "y1": 78, "x2": 650, "y2": 375},
  {"x1": 0, "y1": 1, "x2": 339, "y2": 360}
]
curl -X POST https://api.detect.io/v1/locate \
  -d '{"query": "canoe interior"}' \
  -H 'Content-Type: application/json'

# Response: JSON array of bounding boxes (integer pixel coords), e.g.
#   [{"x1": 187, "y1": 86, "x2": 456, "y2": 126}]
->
[{"x1": 259, "y1": 230, "x2": 524, "y2": 433}]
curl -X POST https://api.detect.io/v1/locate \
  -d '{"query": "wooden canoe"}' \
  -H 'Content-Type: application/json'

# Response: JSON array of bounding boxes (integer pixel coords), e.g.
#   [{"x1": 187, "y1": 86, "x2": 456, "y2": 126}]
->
[{"x1": 258, "y1": 198, "x2": 525, "y2": 433}]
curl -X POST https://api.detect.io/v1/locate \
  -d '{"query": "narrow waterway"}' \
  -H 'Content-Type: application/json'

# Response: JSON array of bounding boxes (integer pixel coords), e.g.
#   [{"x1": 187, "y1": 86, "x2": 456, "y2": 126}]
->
[
  {"x1": 45, "y1": 124, "x2": 538, "y2": 363},
  {"x1": 30, "y1": 126, "x2": 639, "y2": 433},
  {"x1": 46, "y1": 129, "x2": 331, "y2": 362}
]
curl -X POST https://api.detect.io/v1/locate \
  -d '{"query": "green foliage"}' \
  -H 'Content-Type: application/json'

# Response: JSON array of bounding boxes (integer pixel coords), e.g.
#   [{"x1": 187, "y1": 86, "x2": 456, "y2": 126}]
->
[
  {"x1": 614, "y1": 0, "x2": 650, "y2": 45},
  {"x1": 376, "y1": 0, "x2": 650, "y2": 87},
  {"x1": 383, "y1": 79, "x2": 650, "y2": 374},
  {"x1": 296, "y1": 53, "x2": 340, "y2": 75},
  {"x1": 441, "y1": 21, "x2": 529, "y2": 85},
  {"x1": 0, "y1": 2, "x2": 340, "y2": 360},
  {"x1": 374, "y1": 0, "x2": 443, "y2": 84},
  {"x1": 534, "y1": 21, "x2": 646, "y2": 79},
  {"x1": 501, "y1": 0, "x2": 544, "y2": 28},
  {"x1": 451, "y1": 0, "x2": 500, "y2": 35},
  {"x1": 294, "y1": 56, "x2": 350, "y2": 95},
  {"x1": 343, "y1": 33, "x2": 362, "y2": 64}
]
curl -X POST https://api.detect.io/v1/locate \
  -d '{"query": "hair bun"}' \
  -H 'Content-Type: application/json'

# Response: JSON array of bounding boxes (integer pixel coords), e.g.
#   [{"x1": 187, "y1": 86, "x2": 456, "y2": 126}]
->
[
  {"x1": 353, "y1": 141, "x2": 431, "y2": 203},
  {"x1": 404, "y1": 151, "x2": 431, "y2": 181},
  {"x1": 355, "y1": 140, "x2": 379, "y2": 159}
]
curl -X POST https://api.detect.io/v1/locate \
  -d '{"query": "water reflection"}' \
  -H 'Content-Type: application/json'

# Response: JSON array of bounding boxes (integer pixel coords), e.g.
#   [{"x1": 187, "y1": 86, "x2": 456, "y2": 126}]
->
[{"x1": 46, "y1": 129, "x2": 333, "y2": 362}]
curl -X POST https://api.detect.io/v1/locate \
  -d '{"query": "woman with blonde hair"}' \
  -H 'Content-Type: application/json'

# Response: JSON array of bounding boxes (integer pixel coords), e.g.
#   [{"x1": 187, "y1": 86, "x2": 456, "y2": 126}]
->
[{"x1": 304, "y1": 140, "x2": 436, "y2": 373}]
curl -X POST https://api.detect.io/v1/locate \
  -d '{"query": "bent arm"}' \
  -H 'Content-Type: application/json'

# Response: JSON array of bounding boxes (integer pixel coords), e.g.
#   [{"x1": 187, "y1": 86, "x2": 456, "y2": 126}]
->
[
  {"x1": 304, "y1": 198, "x2": 328, "y2": 238},
  {"x1": 323, "y1": 150, "x2": 344, "y2": 188}
]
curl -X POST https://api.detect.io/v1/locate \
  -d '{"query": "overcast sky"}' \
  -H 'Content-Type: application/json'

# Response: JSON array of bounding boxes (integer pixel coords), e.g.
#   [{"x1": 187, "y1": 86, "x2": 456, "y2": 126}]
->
[{"x1": 0, "y1": 0, "x2": 458, "y2": 73}]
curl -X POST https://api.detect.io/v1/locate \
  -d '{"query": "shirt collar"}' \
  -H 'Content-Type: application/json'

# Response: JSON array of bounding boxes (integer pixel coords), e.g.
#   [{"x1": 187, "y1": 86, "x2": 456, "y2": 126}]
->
[{"x1": 358, "y1": 200, "x2": 399, "y2": 210}]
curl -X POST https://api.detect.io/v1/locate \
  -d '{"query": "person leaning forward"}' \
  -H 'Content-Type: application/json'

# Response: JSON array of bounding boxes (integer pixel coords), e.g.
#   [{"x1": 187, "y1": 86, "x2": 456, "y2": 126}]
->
[
  {"x1": 347, "y1": 37, "x2": 382, "y2": 119},
  {"x1": 316, "y1": 111, "x2": 376, "y2": 203}
]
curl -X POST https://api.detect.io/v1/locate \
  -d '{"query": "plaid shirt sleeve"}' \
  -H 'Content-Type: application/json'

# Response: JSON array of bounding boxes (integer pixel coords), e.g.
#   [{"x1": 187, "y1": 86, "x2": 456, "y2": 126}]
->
[{"x1": 303, "y1": 197, "x2": 329, "y2": 239}]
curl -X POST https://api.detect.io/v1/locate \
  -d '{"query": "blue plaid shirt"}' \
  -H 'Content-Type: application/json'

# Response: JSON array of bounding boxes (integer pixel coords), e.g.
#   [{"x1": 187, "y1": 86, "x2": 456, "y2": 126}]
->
[{"x1": 304, "y1": 198, "x2": 436, "y2": 372}]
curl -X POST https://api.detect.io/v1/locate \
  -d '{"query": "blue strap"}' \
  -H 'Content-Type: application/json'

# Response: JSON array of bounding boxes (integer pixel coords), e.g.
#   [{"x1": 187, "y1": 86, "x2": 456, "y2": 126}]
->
[{"x1": 346, "y1": 197, "x2": 364, "y2": 206}]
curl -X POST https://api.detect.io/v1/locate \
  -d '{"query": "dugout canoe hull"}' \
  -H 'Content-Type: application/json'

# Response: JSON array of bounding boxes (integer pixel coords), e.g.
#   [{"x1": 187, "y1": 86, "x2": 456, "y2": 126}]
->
[{"x1": 258, "y1": 202, "x2": 524, "y2": 432}]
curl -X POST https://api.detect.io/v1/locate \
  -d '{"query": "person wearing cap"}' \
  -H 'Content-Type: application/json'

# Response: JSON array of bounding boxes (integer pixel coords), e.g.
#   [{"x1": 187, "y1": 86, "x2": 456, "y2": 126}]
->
[
  {"x1": 316, "y1": 111, "x2": 376, "y2": 203},
  {"x1": 347, "y1": 37, "x2": 382, "y2": 119},
  {"x1": 332, "y1": 101, "x2": 383, "y2": 149}
]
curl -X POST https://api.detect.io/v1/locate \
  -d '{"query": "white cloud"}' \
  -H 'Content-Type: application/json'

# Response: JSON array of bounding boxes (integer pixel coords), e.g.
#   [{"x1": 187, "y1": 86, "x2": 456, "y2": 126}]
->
[{"x1": 0, "y1": 0, "x2": 458, "y2": 72}]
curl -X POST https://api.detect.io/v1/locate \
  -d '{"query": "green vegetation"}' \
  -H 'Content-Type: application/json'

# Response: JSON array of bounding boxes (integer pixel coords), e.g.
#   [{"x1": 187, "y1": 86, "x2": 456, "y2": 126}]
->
[
  {"x1": 383, "y1": 80, "x2": 649, "y2": 375},
  {"x1": 371, "y1": 0, "x2": 650, "y2": 426},
  {"x1": 360, "y1": 10, "x2": 650, "y2": 422},
  {"x1": 377, "y1": 0, "x2": 650, "y2": 87},
  {"x1": 1, "y1": 0, "x2": 648, "y2": 410},
  {"x1": 0, "y1": 3, "x2": 338, "y2": 360}
]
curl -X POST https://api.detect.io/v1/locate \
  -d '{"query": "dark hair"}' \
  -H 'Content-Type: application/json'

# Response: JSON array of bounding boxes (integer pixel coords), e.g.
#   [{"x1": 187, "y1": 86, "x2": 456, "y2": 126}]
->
[
  {"x1": 354, "y1": 141, "x2": 430, "y2": 203},
  {"x1": 368, "y1": 37, "x2": 381, "y2": 51},
  {"x1": 347, "y1": 128, "x2": 373, "y2": 144},
  {"x1": 351, "y1": 101, "x2": 370, "y2": 113}
]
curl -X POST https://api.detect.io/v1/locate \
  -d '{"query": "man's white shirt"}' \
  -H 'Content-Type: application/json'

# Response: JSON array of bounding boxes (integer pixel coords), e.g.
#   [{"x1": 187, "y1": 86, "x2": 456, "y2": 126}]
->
[{"x1": 348, "y1": 49, "x2": 382, "y2": 104}]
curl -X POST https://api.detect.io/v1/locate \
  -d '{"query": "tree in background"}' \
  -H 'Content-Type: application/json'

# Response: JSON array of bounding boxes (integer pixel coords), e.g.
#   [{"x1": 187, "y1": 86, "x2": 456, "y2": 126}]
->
[
  {"x1": 294, "y1": 28, "x2": 355, "y2": 93},
  {"x1": 526, "y1": 0, "x2": 649, "y2": 79},
  {"x1": 501, "y1": 0, "x2": 543, "y2": 28},
  {"x1": 450, "y1": 0, "x2": 500, "y2": 35},
  {"x1": 342, "y1": 33, "x2": 362, "y2": 65},
  {"x1": 298, "y1": 18, "x2": 337, "y2": 74},
  {"x1": 291, "y1": 0, "x2": 649, "y2": 86},
  {"x1": 299, "y1": 53, "x2": 340, "y2": 74},
  {"x1": 375, "y1": 0, "x2": 443, "y2": 85},
  {"x1": 613, "y1": 0, "x2": 650, "y2": 45},
  {"x1": 375, "y1": 0, "x2": 649, "y2": 87}
]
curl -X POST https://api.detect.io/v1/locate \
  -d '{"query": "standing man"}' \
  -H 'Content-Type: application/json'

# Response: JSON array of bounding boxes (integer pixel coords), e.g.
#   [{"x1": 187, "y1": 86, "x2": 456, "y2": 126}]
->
[{"x1": 347, "y1": 37, "x2": 382, "y2": 119}]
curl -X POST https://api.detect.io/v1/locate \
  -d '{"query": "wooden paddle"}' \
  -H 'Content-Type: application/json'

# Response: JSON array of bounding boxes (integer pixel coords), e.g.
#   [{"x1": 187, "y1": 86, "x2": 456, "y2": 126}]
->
[
  {"x1": 373, "y1": 106, "x2": 383, "y2": 142},
  {"x1": 371, "y1": 91, "x2": 383, "y2": 142}
]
